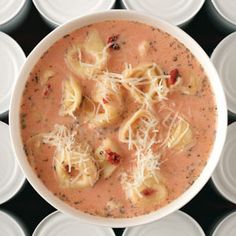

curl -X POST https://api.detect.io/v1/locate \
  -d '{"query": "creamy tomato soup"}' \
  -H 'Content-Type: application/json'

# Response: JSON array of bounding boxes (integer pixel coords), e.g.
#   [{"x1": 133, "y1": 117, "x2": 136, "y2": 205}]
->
[{"x1": 20, "y1": 21, "x2": 216, "y2": 218}]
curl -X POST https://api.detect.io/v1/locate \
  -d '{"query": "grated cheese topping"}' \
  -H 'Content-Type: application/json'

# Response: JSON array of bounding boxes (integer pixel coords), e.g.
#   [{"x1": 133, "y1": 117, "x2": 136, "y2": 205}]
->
[
  {"x1": 120, "y1": 109, "x2": 161, "y2": 198},
  {"x1": 120, "y1": 63, "x2": 170, "y2": 109},
  {"x1": 60, "y1": 31, "x2": 192, "y2": 194},
  {"x1": 43, "y1": 125, "x2": 76, "y2": 171},
  {"x1": 76, "y1": 43, "x2": 111, "y2": 79},
  {"x1": 86, "y1": 63, "x2": 172, "y2": 112},
  {"x1": 42, "y1": 124, "x2": 96, "y2": 181}
]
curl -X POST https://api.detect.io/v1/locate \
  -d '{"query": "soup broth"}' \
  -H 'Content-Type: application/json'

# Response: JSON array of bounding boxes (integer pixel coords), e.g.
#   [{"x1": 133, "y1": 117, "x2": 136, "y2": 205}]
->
[{"x1": 20, "y1": 20, "x2": 216, "y2": 218}]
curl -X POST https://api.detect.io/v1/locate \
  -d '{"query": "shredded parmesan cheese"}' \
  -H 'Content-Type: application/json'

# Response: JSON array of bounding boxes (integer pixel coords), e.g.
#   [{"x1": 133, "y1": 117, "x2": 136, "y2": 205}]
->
[
  {"x1": 62, "y1": 30, "x2": 191, "y2": 195},
  {"x1": 42, "y1": 125, "x2": 77, "y2": 171},
  {"x1": 119, "y1": 109, "x2": 161, "y2": 199},
  {"x1": 42, "y1": 124, "x2": 99, "y2": 188},
  {"x1": 120, "y1": 63, "x2": 170, "y2": 109}
]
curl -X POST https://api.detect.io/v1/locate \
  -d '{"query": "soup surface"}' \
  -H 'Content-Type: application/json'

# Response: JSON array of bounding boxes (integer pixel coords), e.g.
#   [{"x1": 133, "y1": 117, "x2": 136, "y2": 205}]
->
[{"x1": 20, "y1": 20, "x2": 216, "y2": 218}]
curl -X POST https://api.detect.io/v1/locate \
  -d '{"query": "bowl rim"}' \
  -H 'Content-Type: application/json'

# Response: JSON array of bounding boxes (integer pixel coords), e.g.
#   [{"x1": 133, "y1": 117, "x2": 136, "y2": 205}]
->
[{"x1": 9, "y1": 9, "x2": 227, "y2": 228}]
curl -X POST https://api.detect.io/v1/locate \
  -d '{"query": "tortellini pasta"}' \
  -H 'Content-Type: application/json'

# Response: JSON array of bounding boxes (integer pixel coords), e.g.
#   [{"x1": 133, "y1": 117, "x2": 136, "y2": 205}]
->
[
  {"x1": 122, "y1": 63, "x2": 169, "y2": 104},
  {"x1": 42, "y1": 125, "x2": 99, "y2": 188},
  {"x1": 79, "y1": 96, "x2": 96, "y2": 124},
  {"x1": 179, "y1": 73, "x2": 202, "y2": 95},
  {"x1": 54, "y1": 146, "x2": 99, "y2": 188},
  {"x1": 138, "y1": 41, "x2": 149, "y2": 57},
  {"x1": 119, "y1": 109, "x2": 156, "y2": 149},
  {"x1": 92, "y1": 104, "x2": 122, "y2": 127},
  {"x1": 167, "y1": 118, "x2": 192, "y2": 150},
  {"x1": 25, "y1": 134, "x2": 43, "y2": 167},
  {"x1": 84, "y1": 30, "x2": 107, "y2": 63},
  {"x1": 40, "y1": 69, "x2": 56, "y2": 86},
  {"x1": 127, "y1": 175, "x2": 168, "y2": 207},
  {"x1": 84, "y1": 81, "x2": 124, "y2": 127},
  {"x1": 95, "y1": 138, "x2": 122, "y2": 179},
  {"x1": 105, "y1": 199, "x2": 123, "y2": 212},
  {"x1": 65, "y1": 30, "x2": 109, "y2": 79},
  {"x1": 60, "y1": 76, "x2": 82, "y2": 118}
]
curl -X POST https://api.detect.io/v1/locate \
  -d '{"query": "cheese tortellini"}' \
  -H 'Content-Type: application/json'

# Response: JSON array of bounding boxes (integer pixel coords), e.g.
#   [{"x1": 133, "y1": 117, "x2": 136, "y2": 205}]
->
[
  {"x1": 167, "y1": 118, "x2": 192, "y2": 151},
  {"x1": 138, "y1": 41, "x2": 149, "y2": 57},
  {"x1": 92, "y1": 103, "x2": 121, "y2": 127},
  {"x1": 65, "y1": 30, "x2": 109, "y2": 79},
  {"x1": 54, "y1": 146, "x2": 99, "y2": 188},
  {"x1": 81, "y1": 81, "x2": 124, "y2": 127},
  {"x1": 122, "y1": 63, "x2": 169, "y2": 104},
  {"x1": 40, "y1": 69, "x2": 56, "y2": 86},
  {"x1": 60, "y1": 76, "x2": 82, "y2": 118},
  {"x1": 42, "y1": 125, "x2": 99, "y2": 188},
  {"x1": 126, "y1": 175, "x2": 168, "y2": 207},
  {"x1": 119, "y1": 109, "x2": 156, "y2": 149},
  {"x1": 25, "y1": 134, "x2": 43, "y2": 167},
  {"x1": 95, "y1": 138, "x2": 122, "y2": 179},
  {"x1": 179, "y1": 73, "x2": 202, "y2": 96}
]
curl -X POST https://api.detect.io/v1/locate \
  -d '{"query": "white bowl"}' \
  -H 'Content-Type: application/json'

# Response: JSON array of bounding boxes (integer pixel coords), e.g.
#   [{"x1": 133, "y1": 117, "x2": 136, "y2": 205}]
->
[{"x1": 9, "y1": 10, "x2": 227, "y2": 228}]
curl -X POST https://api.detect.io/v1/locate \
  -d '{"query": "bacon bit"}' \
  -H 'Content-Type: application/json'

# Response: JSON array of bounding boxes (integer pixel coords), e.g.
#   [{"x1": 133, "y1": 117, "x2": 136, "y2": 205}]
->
[
  {"x1": 107, "y1": 34, "x2": 120, "y2": 50},
  {"x1": 112, "y1": 44, "x2": 120, "y2": 50},
  {"x1": 141, "y1": 188, "x2": 156, "y2": 197},
  {"x1": 64, "y1": 165, "x2": 70, "y2": 172},
  {"x1": 102, "y1": 98, "x2": 108, "y2": 104},
  {"x1": 167, "y1": 69, "x2": 179, "y2": 86},
  {"x1": 105, "y1": 149, "x2": 121, "y2": 165},
  {"x1": 42, "y1": 84, "x2": 52, "y2": 97},
  {"x1": 107, "y1": 35, "x2": 119, "y2": 44},
  {"x1": 65, "y1": 165, "x2": 79, "y2": 177}
]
